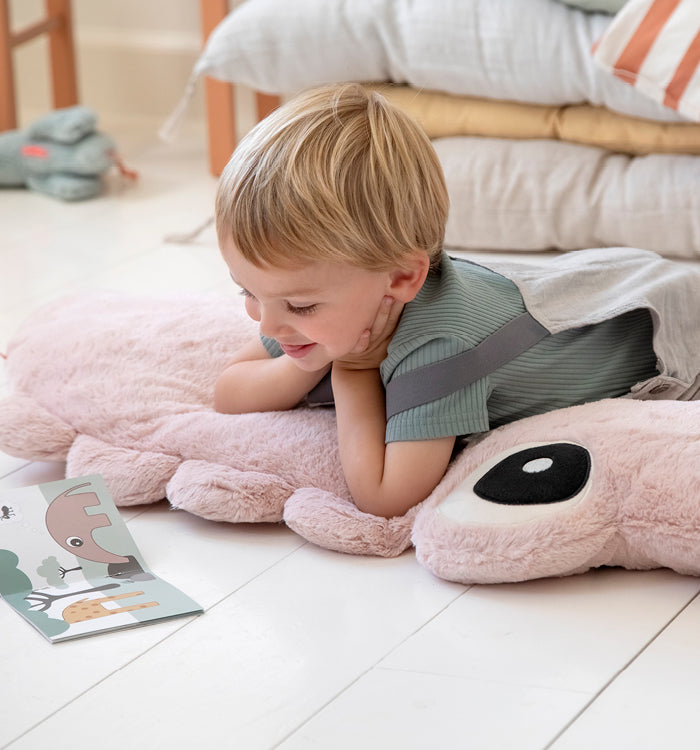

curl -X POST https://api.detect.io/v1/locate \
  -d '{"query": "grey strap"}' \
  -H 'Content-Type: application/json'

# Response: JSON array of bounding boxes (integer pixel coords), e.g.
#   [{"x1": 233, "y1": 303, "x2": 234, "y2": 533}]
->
[
  {"x1": 385, "y1": 312, "x2": 550, "y2": 420},
  {"x1": 306, "y1": 371, "x2": 334, "y2": 407}
]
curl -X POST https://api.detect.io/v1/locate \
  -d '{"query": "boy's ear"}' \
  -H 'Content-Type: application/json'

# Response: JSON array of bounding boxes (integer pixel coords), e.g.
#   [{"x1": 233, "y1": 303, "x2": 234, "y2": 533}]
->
[{"x1": 387, "y1": 251, "x2": 431, "y2": 303}]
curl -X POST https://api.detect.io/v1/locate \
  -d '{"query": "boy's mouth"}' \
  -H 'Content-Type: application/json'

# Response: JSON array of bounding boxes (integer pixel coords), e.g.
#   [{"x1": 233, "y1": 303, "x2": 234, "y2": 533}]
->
[{"x1": 280, "y1": 343, "x2": 317, "y2": 359}]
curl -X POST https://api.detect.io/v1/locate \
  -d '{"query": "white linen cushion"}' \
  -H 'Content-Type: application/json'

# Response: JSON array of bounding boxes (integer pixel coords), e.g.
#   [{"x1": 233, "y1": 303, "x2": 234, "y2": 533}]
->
[
  {"x1": 436, "y1": 136, "x2": 700, "y2": 259},
  {"x1": 195, "y1": 0, "x2": 686, "y2": 122}
]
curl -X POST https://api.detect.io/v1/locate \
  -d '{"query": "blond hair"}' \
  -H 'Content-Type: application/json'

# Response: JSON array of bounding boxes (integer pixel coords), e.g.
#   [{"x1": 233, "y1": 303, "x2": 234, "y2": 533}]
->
[{"x1": 216, "y1": 83, "x2": 449, "y2": 271}]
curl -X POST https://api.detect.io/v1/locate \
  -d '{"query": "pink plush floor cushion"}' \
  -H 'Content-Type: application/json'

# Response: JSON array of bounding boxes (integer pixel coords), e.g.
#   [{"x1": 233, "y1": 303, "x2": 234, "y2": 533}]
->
[{"x1": 1, "y1": 292, "x2": 699, "y2": 584}]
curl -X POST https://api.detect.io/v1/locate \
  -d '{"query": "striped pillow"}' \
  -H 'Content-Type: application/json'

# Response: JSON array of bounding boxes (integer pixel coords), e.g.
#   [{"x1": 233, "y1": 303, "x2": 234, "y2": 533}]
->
[{"x1": 593, "y1": 0, "x2": 700, "y2": 121}]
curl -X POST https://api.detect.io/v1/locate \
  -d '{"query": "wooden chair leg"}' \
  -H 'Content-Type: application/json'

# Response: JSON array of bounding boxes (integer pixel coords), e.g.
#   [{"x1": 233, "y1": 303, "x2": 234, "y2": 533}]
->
[
  {"x1": 204, "y1": 76, "x2": 236, "y2": 177},
  {"x1": 256, "y1": 92, "x2": 280, "y2": 122},
  {"x1": 46, "y1": 0, "x2": 78, "y2": 109},
  {"x1": 199, "y1": 0, "x2": 281, "y2": 176},
  {"x1": 0, "y1": 0, "x2": 17, "y2": 130},
  {"x1": 0, "y1": 0, "x2": 77, "y2": 132},
  {"x1": 200, "y1": 0, "x2": 236, "y2": 176}
]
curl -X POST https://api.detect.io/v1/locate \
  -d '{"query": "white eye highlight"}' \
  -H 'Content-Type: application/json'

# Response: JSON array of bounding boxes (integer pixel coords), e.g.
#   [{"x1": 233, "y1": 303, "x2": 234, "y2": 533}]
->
[{"x1": 522, "y1": 457, "x2": 553, "y2": 474}]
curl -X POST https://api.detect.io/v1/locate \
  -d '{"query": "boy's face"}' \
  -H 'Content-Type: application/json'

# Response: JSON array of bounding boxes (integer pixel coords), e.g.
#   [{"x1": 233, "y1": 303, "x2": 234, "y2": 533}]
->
[{"x1": 221, "y1": 239, "x2": 395, "y2": 372}]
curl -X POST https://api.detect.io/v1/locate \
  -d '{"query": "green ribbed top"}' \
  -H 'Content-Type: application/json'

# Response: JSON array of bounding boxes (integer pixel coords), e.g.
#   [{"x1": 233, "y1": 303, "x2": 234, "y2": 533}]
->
[{"x1": 381, "y1": 254, "x2": 658, "y2": 442}]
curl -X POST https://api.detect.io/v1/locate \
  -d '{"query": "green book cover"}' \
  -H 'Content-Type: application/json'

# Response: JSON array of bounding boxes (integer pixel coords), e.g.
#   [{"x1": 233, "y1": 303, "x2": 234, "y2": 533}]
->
[{"x1": 0, "y1": 474, "x2": 202, "y2": 642}]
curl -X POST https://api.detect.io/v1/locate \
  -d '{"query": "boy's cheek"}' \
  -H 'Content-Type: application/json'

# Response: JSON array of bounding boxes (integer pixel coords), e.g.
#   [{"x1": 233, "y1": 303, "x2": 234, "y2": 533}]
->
[{"x1": 243, "y1": 297, "x2": 260, "y2": 322}]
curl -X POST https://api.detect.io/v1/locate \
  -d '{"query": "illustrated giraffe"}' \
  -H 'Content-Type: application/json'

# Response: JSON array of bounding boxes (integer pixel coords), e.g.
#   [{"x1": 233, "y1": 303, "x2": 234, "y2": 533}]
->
[{"x1": 62, "y1": 590, "x2": 158, "y2": 624}]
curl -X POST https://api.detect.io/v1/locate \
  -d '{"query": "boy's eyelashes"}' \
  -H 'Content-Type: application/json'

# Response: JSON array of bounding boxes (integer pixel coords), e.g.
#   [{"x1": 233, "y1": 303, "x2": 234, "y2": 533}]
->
[
  {"x1": 285, "y1": 302, "x2": 318, "y2": 316},
  {"x1": 237, "y1": 287, "x2": 318, "y2": 316}
]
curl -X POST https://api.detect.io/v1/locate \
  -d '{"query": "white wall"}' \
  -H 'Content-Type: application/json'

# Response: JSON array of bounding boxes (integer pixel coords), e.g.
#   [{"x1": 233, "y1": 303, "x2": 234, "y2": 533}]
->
[{"x1": 11, "y1": 0, "x2": 208, "y2": 127}]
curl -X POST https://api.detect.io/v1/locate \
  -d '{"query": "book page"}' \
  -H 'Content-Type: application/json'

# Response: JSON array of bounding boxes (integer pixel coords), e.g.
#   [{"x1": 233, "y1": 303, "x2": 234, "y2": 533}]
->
[{"x1": 0, "y1": 475, "x2": 202, "y2": 642}]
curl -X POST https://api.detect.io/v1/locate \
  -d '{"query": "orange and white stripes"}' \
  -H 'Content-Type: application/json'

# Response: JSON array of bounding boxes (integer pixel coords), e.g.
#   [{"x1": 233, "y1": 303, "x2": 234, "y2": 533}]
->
[{"x1": 593, "y1": 0, "x2": 700, "y2": 121}]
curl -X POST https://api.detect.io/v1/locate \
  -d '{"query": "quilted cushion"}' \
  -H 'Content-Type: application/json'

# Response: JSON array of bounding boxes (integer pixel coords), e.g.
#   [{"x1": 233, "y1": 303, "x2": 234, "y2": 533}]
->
[
  {"x1": 195, "y1": 0, "x2": 687, "y2": 122},
  {"x1": 435, "y1": 136, "x2": 700, "y2": 259},
  {"x1": 371, "y1": 84, "x2": 700, "y2": 155}
]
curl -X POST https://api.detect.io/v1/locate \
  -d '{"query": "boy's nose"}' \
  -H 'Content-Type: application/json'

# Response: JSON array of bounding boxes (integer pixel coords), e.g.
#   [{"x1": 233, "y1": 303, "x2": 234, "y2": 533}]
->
[
  {"x1": 245, "y1": 298, "x2": 287, "y2": 339},
  {"x1": 258, "y1": 308, "x2": 288, "y2": 340}
]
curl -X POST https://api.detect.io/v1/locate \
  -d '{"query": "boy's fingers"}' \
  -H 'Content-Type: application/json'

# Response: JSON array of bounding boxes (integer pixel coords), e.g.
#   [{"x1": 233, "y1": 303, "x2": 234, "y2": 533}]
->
[
  {"x1": 349, "y1": 328, "x2": 371, "y2": 354},
  {"x1": 344, "y1": 297, "x2": 403, "y2": 361},
  {"x1": 387, "y1": 297, "x2": 404, "y2": 327},
  {"x1": 371, "y1": 296, "x2": 397, "y2": 336},
  {"x1": 377, "y1": 298, "x2": 403, "y2": 340}
]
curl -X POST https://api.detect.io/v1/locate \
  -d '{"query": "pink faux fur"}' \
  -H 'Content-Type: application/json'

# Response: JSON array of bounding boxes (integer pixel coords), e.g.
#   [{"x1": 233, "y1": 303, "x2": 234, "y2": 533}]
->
[
  {"x1": 414, "y1": 398, "x2": 700, "y2": 583},
  {"x1": 1, "y1": 292, "x2": 698, "y2": 582},
  {"x1": 0, "y1": 292, "x2": 413, "y2": 557}
]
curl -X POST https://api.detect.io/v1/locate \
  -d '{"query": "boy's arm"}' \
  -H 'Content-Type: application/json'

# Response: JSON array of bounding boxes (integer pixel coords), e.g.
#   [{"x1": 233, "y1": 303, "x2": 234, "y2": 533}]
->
[
  {"x1": 331, "y1": 365, "x2": 455, "y2": 518},
  {"x1": 331, "y1": 297, "x2": 455, "y2": 517},
  {"x1": 214, "y1": 337, "x2": 329, "y2": 413}
]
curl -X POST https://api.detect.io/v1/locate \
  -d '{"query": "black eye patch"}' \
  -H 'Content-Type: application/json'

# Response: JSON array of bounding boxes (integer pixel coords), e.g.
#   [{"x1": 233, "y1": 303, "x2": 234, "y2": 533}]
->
[{"x1": 473, "y1": 443, "x2": 591, "y2": 506}]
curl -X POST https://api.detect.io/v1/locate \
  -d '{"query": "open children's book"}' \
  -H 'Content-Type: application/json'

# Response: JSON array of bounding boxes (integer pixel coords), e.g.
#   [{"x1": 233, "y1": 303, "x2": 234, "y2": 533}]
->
[{"x1": 0, "y1": 475, "x2": 202, "y2": 642}]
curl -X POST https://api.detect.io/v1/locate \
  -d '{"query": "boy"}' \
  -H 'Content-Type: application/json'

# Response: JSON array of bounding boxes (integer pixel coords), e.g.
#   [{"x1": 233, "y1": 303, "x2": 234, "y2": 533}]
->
[{"x1": 214, "y1": 84, "x2": 700, "y2": 519}]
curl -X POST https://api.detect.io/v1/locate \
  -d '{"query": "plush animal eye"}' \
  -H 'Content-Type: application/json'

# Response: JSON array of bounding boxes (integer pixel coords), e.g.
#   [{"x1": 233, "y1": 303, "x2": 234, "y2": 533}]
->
[
  {"x1": 473, "y1": 443, "x2": 591, "y2": 505},
  {"x1": 65, "y1": 536, "x2": 84, "y2": 548},
  {"x1": 436, "y1": 441, "x2": 593, "y2": 526}
]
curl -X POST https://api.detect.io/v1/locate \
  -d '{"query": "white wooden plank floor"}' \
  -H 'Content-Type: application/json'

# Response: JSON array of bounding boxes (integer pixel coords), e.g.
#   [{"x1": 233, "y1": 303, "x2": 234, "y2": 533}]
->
[{"x1": 2, "y1": 118, "x2": 700, "y2": 750}]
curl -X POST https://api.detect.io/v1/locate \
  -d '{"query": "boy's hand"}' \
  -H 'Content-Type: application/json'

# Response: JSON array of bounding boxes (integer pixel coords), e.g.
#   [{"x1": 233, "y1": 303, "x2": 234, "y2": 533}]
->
[{"x1": 335, "y1": 296, "x2": 403, "y2": 371}]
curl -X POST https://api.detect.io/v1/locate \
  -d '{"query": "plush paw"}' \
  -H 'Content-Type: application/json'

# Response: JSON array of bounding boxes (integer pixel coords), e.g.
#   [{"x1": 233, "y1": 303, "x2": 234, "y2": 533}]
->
[
  {"x1": 26, "y1": 105, "x2": 98, "y2": 144},
  {"x1": 0, "y1": 394, "x2": 77, "y2": 461},
  {"x1": 284, "y1": 488, "x2": 416, "y2": 557},
  {"x1": 26, "y1": 173, "x2": 101, "y2": 201},
  {"x1": 167, "y1": 460, "x2": 294, "y2": 523},
  {"x1": 66, "y1": 434, "x2": 181, "y2": 506}
]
